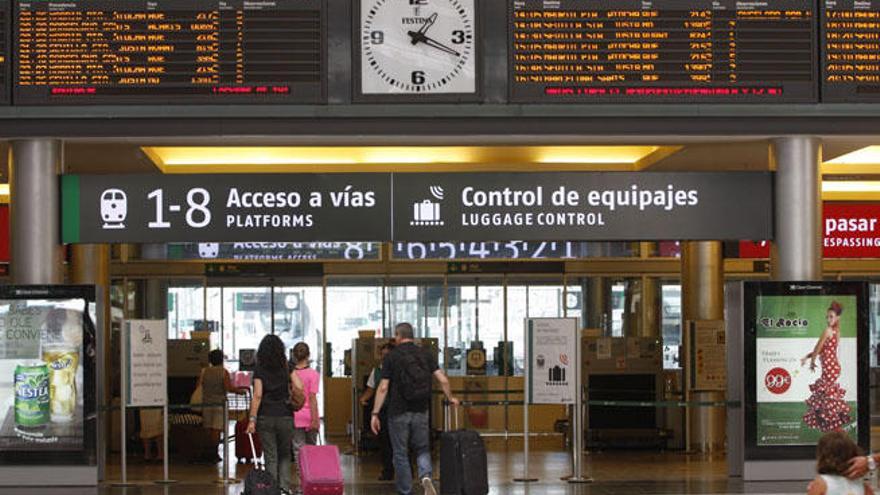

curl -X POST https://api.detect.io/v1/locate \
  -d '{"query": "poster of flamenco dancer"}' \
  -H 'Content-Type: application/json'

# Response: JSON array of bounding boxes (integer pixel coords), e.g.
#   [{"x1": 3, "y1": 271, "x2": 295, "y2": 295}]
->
[{"x1": 747, "y1": 282, "x2": 868, "y2": 453}]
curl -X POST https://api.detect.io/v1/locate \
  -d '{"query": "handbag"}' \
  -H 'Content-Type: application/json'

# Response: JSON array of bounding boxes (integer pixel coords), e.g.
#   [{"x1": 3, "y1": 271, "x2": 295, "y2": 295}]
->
[
  {"x1": 288, "y1": 369, "x2": 306, "y2": 413},
  {"x1": 190, "y1": 370, "x2": 204, "y2": 414}
]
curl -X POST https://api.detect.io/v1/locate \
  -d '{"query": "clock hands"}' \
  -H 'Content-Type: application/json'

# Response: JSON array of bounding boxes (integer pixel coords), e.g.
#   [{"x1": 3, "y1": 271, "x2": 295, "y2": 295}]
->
[
  {"x1": 407, "y1": 12, "x2": 461, "y2": 57},
  {"x1": 414, "y1": 34, "x2": 461, "y2": 57},
  {"x1": 417, "y1": 13, "x2": 438, "y2": 36}
]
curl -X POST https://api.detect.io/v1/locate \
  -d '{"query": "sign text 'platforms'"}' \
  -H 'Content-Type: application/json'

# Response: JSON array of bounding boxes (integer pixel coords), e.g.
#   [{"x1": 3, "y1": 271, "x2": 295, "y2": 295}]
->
[
  {"x1": 62, "y1": 172, "x2": 773, "y2": 243},
  {"x1": 62, "y1": 174, "x2": 391, "y2": 243}
]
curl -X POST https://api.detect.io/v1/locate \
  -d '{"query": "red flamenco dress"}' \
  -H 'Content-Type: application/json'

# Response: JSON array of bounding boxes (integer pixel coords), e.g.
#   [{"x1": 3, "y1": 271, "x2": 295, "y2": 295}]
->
[{"x1": 803, "y1": 328, "x2": 852, "y2": 432}]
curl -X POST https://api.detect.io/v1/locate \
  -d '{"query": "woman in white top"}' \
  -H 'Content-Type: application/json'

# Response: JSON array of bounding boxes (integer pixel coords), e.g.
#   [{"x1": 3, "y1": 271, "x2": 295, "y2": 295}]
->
[{"x1": 808, "y1": 430, "x2": 874, "y2": 495}]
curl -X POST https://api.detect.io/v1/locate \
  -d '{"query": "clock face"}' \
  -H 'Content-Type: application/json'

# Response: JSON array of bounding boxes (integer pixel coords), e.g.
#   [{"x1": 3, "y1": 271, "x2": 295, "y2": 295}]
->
[{"x1": 360, "y1": 0, "x2": 476, "y2": 95}]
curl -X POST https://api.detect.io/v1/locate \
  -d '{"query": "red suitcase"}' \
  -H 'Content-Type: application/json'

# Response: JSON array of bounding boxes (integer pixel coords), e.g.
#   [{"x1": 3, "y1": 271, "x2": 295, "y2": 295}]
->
[
  {"x1": 236, "y1": 417, "x2": 262, "y2": 463},
  {"x1": 299, "y1": 444, "x2": 343, "y2": 495}
]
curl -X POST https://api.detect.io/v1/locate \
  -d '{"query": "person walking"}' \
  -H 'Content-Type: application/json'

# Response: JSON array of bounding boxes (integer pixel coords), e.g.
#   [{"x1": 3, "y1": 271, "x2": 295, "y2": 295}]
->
[
  {"x1": 200, "y1": 349, "x2": 248, "y2": 455},
  {"x1": 247, "y1": 335, "x2": 303, "y2": 495},
  {"x1": 370, "y1": 323, "x2": 459, "y2": 495},
  {"x1": 290, "y1": 342, "x2": 320, "y2": 492},
  {"x1": 360, "y1": 341, "x2": 395, "y2": 481}
]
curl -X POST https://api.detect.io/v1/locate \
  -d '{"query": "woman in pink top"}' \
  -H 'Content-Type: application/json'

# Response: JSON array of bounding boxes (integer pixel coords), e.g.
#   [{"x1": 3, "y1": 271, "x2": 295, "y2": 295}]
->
[{"x1": 291, "y1": 342, "x2": 320, "y2": 489}]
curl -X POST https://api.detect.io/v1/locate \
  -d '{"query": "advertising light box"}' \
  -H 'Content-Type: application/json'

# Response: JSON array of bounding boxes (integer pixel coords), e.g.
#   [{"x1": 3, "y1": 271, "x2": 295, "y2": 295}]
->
[
  {"x1": 744, "y1": 282, "x2": 869, "y2": 460},
  {"x1": 0, "y1": 285, "x2": 97, "y2": 469}
]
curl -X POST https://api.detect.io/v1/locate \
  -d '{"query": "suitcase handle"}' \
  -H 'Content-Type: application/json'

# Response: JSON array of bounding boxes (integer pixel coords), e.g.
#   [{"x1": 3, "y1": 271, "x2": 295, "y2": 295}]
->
[
  {"x1": 445, "y1": 403, "x2": 461, "y2": 431},
  {"x1": 248, "y1": 432, "x2": 264, "y2": 469}
]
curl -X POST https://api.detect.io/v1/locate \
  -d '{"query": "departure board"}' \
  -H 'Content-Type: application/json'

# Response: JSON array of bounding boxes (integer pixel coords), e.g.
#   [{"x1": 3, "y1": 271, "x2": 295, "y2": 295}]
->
[
  {"x1": 510, "y1": 0, "x2": 817, "y2": 103},
  {"x1": 0, "y1": 0, "x2": 8, "y2": 105},
  {"x1": 822, "y1": 0, "x2": 880, "y2": 101},
  {"x1": 14, "y1": 0, "x2": 325, "y2": 104}
]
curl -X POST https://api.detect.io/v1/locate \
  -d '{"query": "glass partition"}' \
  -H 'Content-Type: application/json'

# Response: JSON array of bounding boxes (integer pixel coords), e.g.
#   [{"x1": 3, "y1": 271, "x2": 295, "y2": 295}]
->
[
  {"x1": 507, "y1": 278, "x2": 565, "y2": 376},
  {"x1": 168, "y1": 284, "x2": 205, "y2": 339},
  {"x1": 220, "y1": 287, "x2": 272, "y2": 369},
  {"x1": 662, "y1": 283, "x2": 683, "y2": 369},
  {"x1": 275, "y1": 286, "x2": 324, "y2": 364},
  {"x1": 325, "y1": 278, "x2": 383, "y2": 377},
  {"x1": 385, "y1": 279, "x2": 444, "y2": 337},
  {"x1": 446, "y1": 278, "x2": 504, "y2": 376}
]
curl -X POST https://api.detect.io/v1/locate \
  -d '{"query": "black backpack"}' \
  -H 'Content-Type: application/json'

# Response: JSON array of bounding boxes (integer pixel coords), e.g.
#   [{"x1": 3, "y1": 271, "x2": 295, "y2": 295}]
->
[{"x1": 398, "y1": 348, "x2": 432, "y2": 403}]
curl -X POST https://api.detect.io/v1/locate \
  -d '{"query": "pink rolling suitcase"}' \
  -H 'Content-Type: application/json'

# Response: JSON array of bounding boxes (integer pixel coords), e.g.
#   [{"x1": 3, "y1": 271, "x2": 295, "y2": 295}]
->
[{"x1": 298, "y1": 444, "x2": 343, "y2": 495}]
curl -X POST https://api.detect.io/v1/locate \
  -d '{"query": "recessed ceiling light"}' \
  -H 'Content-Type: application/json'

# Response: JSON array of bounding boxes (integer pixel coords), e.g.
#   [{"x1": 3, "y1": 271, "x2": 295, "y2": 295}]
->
[{"x1": 142, "y1": 146, "x2": 678, "y2": 173}]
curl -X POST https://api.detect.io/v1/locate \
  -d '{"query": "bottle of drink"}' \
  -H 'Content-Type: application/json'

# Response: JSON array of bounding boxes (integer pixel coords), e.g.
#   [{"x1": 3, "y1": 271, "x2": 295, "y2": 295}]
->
[
  {"x1": 42, "y1": 345, "x2": 79, "y2": 422},
  {"x1": 14, "y1": 362, "x2": 50, "y2": 432}
]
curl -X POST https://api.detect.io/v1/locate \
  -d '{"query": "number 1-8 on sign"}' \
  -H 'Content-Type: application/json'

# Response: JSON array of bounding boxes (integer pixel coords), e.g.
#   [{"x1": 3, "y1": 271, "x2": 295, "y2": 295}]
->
[{"x1": 148, "y1": 188, "x2": 212, "y2": 230}]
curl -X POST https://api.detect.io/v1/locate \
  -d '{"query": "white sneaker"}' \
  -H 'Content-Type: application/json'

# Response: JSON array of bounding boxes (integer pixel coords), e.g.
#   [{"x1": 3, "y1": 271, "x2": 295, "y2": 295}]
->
[{"x1": 421, "y1": 477, "x2": 437, "y2": 495}]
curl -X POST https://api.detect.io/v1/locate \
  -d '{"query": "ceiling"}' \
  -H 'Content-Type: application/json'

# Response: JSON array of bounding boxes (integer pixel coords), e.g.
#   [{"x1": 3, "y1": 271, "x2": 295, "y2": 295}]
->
[{"x1": 0, "y1": 137, "x2": 869, "y2": 176}]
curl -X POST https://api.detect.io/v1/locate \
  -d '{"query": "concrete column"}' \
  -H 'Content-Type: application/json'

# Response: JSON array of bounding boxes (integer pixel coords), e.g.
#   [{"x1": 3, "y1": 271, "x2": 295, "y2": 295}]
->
[
  {"x1": 142, "y1": 243, "x2": 168, "y2": 319},
  {"x1": 640, "y1": 278, "x2": 661, "y2": 339},
  {"x1": 10, "y1": 139, "x2": 63, "y2": 284},
  {"x1": 69, "y1": 243, "x2": 110, "y2": 480},
  {"x1": 587, "y1": 277, "x2": 609, "y2": 334},
  {"x1": 682, "y1": 241, "x2": 726, "y2": 453},
  {"x1": 771, "y1": 136, "x2": 822, "y2": 281},
  {"x1": 69, "y1": 244, "x2": 111, "y2": 391}
]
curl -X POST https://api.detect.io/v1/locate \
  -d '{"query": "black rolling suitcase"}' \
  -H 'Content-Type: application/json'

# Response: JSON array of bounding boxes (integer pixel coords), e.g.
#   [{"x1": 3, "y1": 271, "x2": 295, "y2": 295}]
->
[{"x1": 440, "y1": 406, "x2": 489, "y2": 495}]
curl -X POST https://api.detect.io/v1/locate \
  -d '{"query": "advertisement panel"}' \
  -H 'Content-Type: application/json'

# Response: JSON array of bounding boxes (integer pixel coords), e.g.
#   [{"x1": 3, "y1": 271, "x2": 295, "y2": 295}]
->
[
  {"x1": 527, "y1": 318, "x2": 577, "y2": 405},
  {"x1": 690, "y1": 320, "x2": 726, "y2": 391},
  {"x1": 744, "y1": 282, "x2": 869, "y2": 460},
  {"x1": 0, "y1": 286, "x2": 96, "y2": 466},
  {"x1": 740, "y1": 203, "x2": 880, "y2": 258}
]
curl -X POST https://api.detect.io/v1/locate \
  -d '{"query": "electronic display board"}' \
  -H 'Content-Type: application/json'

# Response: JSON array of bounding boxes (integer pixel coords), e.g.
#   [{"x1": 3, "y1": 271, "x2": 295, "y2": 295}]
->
[
  {"x1": 0, "y1": 0, "x2": 8, "y2": 105},
  {"x1": 510, "y1": 0, "x2": 817, "y2": 103},
  {"x1": 822, "y1": 0, "x2": 880, "y2": 101},
  {"x1": 13, "y1": 0, "x2": 325, "y2": 104},
  {"x1": 391, "y1": 241, "x2": 632, "y2": 260}
]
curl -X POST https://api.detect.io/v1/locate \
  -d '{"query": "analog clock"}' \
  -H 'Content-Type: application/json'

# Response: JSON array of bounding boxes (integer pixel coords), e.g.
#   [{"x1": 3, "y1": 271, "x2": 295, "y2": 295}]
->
[{"x1": 360, "y1": 0, "x2": 476, "y2": 95}]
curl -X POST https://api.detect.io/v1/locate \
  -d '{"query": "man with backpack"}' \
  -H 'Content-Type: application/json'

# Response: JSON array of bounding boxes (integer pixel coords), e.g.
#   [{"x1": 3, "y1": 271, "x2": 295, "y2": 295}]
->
[{"x1": 371, "y1": 322, "x2": 459, "y2": 495}]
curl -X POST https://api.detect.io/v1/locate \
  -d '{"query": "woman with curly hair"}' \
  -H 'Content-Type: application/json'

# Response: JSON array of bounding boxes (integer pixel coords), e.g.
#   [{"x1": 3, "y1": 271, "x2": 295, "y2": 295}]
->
[
  {"x1": 808, "y1": 430, "x2": 872, "y2": 495},
  {"x1": 802, "y1": 301, "x2": 853, "y2": 433},
  {"x1": 247, "y1": 335, "x2": 302, "y2": 495}
]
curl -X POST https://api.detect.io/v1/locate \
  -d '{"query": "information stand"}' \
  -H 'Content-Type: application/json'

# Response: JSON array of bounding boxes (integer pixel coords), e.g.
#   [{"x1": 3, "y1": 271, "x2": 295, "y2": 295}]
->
[
  {"x1": 116, "y1": 319, "x2": 170, "y2": 486},
  {"x1": 518, "y1": 318, "x2": 590, "y2": 483}
]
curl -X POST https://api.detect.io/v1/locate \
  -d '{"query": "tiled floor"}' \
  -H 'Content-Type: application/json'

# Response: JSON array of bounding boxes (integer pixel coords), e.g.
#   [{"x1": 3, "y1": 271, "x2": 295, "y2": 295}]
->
[
  {"x1": 0, "y1": 440, "x2": 819, "y2": 494},
  {"x1": 78, "y1": 440, "x2": 814, "y2": 495}
]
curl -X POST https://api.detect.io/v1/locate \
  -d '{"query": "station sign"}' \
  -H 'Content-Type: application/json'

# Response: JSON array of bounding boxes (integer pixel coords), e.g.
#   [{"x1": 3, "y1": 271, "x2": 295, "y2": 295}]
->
[
  {"x1": 739, "y1": 203, "x2": 880, "y2": 258},
  {"x1": 167, "y1": 242, "x2": 381, "y2": 261},
  {"x1": 61, "y1": 174, "x2": 391, "y2": 243},
  {"x1": 392, "y1": 172, "x2": 772, "y2": 242},
  {"x1": 62, "y1": 172, "x2": 773, "y2": 243}
]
